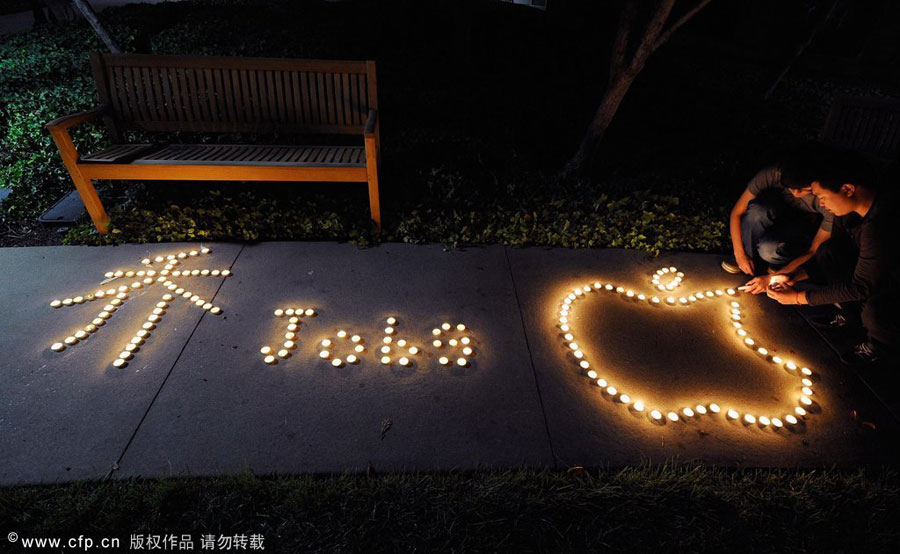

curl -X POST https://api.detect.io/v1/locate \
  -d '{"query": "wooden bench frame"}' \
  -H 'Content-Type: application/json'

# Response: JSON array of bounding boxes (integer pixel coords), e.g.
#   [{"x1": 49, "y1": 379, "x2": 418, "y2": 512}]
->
[{"x1": 46, "y1": 53, "x2": 382, "y2": 233}]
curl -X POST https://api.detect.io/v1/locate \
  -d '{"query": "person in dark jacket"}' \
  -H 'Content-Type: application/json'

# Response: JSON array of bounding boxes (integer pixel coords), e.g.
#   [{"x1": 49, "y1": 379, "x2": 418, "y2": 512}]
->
[{"x1": 744, "y1": 149, "x2": 898, "y2": 365}]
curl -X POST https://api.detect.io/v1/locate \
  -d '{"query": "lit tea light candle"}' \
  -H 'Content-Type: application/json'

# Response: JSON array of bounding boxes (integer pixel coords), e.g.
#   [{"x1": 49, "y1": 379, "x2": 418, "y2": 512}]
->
[
  {"x1": 683, "y1": 407, "x2": 694, "y2": 417},
  {"x1": 277, "y1": 349, "x2": 289, "y2": 358},
  {"x1": 801, "y1": 387, "x2": 813, "y2": 396},
  {"x1": 319, "y1": 350, "x2": 330, "y2": 359},
  {"x1": 633, "y1": 401, "x2": 645, "y2": 412},
  {"x1": 64, "y1": 336, "x2": 77, "y2": 345},
  {"x1": 801, "y1": 367, "x2": 812, "y2": 376},
  {"x1": 651, "y1": 410, "x2": 663, "y2": 421},
  {"x1": 709, "y1": 403, "x2": 721, "y2": 413},
  {"x1": 772, "y1": 418, "x2": 783, "y2": 428},
  {"x1": 597, "y1": 378, "x2": 608, "y2": 388},
  {"x1": 381, "y1": 346, "x2": 391, "y2": 354},
  {"x1": 331, "y1": 359, "x2": 342, "y2": 367},
  {"x1": 606, "y1": 386, "x2": 617, "y2": 396},
  {"x1": 381, "y1": 356, "x2": 391, "y2": 365},
  {"x1": 785, "y1": 414, "x2": 798, "y2": 425},
  {"x1": 619, "y1": 394, "x2": 631, "y2": 404},
  {"x1": 303, "y1": 309, "x2": 314, "y2": 316},
  {"x1": 113, "y1": 359, "x2": 126, "y2": 368},
  {"x1": 384, "y1": 327, "x2": 395, "y2": 335},
  {"x1": 51, "y1": 342, "x2": 65, "y2": 352},
  {"x1": 383, "y1": 337, "x2": 392, "y2": 344},
  {"x1": 284, "y1": 340, "x2": 295, "y2": 349},
  {"x1": 462, "y1": 347, "x2": 473, "y2": 356},
  {"x1": 743, "y1": 414, "x2": 756, "y2": 424},
  {"x1": 727, "y1": 409, "x2": 739, "y2": 419},
  {"x1": 695, "y1": 405, "x2": 707, "y2": 415},
  {"x1": 439, "y1": 356, "x2": 450, "y2": 365},
  {"x1": 409, "y1": 346, "x2": 419, "y2": 355},
  {"x1": 457, "y1": 358, "x2": 467, "y2": 366},
  {"x1": 457, "y1": 324, "x2": 466, "y2": 331},
  {"x1": 321, "y1": 339, "x2": 332, "y2": 347},
  {"x1": 432, "y1": 328, "x2": 441, "y2": 336},
  {"x1": 759, "y1": 416, "x2": 771, "y2": 426},
  {"x1": 667, "y1": 412, "x2": 679, "y2": 422},
  {"x1": 801, "y1": 378, "x2": 812, "y2": 387},
  {"x1": 800, "y1": 395, "x2": 812, "y2": 406},
  {"x1": 260, "y1": 346, "x2": 272, "y2": 355},
  {"x1": 399, "y1": 357, "x2": 411, "y2": 367},
  {"x1": 433, "y1": 340, "x2": 442, "y2": 348}
]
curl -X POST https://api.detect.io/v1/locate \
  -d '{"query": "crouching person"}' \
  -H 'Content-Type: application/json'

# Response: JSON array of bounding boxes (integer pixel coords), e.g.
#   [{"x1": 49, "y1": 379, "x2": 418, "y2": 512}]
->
[
  {"x1": 746, "y1": 149, "x2": 898, "y2": 365},
  {"x1": 723, "y1": 146, "x2": 833, "y2": 276}
]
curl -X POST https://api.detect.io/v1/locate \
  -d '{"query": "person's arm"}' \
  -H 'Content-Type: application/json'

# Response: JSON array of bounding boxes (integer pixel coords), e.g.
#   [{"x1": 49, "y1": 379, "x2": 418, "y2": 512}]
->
[
  {"x1": 805, "y1": 223, "x2": 884, "y2": 306},
  {"x1": 778, "y1": 228, "x2": 831, "y2": 275},
  {"x1": 729, "y1": 189, "x2": 756, "y2": 275}
]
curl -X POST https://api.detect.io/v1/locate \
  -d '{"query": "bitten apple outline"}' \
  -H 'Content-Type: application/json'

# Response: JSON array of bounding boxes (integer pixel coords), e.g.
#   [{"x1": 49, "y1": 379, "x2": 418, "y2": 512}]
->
[{"x1": 558, "y1": 266, "x2": 816, "y2": 430}]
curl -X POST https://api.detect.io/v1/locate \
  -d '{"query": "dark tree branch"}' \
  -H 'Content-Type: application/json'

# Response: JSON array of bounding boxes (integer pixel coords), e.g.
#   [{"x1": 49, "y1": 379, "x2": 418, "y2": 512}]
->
[
  {"x1": 763, "y1": 0, "x2": 841, "y2": 101},
  {"x1": 71, "y1": 0, "x2": 121, "y2": 53},
  {"x1": 653, "y1": 0, "x2": 715, "y2": 52},
  {"x1": 628, "y1": 0, "x2": 675, "y2": 73},
  {"x1": 610, "y1": 0, "x2": 640, "y2": 83}
]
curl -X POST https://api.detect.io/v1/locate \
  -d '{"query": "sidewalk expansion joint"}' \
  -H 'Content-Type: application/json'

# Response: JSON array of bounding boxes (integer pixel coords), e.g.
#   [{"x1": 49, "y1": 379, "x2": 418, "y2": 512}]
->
[
  {"x1": 503, "y1": 246, "x2": 558, "y2": 468},
  {"x1": 106, "y1": 243, "x2": 247, "y2": 479}
]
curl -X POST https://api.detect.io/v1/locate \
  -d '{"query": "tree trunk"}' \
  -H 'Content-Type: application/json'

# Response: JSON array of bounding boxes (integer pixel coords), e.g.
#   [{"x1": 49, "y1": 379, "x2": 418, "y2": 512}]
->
[
  {"x1": 559, "y1": 73, "x2": 635, "y2": 179},
  {"x1": 763, "y1": 0, "x2": 841, "y2": 101},
  {"x1": 71, "y1": 0, "x2": 121, "y2": 53}
]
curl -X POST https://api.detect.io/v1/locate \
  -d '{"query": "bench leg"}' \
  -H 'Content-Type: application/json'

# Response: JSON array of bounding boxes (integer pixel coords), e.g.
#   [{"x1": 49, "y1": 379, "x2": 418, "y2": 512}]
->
[
  {"x1": 365, "y1": 143, "x2": 382, "y2": 232},
  {"x1": 72, "y1": 171, "x2": 110, "y2": 234}
]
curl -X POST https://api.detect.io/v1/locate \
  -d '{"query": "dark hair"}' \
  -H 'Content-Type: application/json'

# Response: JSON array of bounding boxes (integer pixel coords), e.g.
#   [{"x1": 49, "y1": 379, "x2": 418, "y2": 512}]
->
[
  {"x1": 778, "y1": 143, "x2": 825, "y2": 190},
  {"x1": 814, "y1": 148, "x2": 876, "y2": 192}
]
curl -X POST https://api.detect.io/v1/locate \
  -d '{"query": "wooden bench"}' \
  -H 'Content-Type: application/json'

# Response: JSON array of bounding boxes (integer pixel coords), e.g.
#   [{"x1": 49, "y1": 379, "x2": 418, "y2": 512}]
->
[
  {"x1": 46, "y1": 53, "x2": 382, "y2": 233},
  {"x1": 819, "y1": 94, "x2": 900, "y2": 164}
]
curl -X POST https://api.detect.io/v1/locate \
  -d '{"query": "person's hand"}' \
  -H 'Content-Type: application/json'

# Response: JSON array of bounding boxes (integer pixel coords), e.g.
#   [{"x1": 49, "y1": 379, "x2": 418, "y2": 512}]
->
[
  {"x1": 735, "y1": 250, "x2": 755, "y2": 276},
  {"x1": 768, "y1": 273, "x2": 792, "y2": 291},
  {"x1": 766, "y1": 283, "x2": 800, "y2": 305},
  {"x1": 743, "y1": 275, "x2": 771, "y2": 294}
]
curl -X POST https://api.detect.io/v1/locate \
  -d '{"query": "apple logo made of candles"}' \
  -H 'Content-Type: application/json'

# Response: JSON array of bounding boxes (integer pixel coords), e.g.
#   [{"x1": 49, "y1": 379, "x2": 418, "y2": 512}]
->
[
  {"x1": 558, "y1": 267, "x2": 816, "y2": 431},
  {"x1": 47, "y1": 248, "x2": 230, "y2": 368}
]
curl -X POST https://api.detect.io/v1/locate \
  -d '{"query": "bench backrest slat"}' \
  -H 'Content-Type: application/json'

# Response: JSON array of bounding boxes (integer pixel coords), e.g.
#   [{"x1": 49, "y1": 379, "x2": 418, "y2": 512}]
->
[
  {"x1": 820, "y1": 95, "x2": 900, "y2": 161},
  {"x1": 91, "y1": 53, "x2": 378, "y2": 136}
]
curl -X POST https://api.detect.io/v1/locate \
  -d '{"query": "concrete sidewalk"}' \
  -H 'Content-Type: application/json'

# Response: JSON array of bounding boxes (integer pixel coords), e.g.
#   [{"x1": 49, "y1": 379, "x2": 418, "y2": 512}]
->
[{"x1": 1, "y1": 243, "x2": 897, "y2": 486}]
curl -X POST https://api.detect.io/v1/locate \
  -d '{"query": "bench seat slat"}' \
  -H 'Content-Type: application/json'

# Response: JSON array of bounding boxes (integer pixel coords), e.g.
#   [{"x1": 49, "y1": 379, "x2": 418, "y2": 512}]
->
[{"x1": 80, "y1": 144, "x2": 365, "y2": 167}]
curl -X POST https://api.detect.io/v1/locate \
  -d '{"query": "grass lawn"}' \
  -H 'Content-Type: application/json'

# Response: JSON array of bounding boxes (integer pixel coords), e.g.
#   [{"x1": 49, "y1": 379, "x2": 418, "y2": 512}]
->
[{"x1": 3, "y1": 466, "x2": 900, "y2": 552}]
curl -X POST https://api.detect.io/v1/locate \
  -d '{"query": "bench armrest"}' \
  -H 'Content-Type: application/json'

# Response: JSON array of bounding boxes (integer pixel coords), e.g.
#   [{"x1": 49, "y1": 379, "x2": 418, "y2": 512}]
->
[
  {"x1": 364, "y1": 109, "x2": 378, "y2": 138},
  {"x1": 45, "y1": 105, "x2": 108, "y2": 131}
]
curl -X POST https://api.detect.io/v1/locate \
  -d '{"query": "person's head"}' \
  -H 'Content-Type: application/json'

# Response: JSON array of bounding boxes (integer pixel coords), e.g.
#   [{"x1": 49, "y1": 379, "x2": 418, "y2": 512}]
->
[
  {"x1": 810, "y1": 148, "x2": 875, "y2": 216},
  {"x1": 778, "y1": 143, "x2": 825, "y2": 197}
]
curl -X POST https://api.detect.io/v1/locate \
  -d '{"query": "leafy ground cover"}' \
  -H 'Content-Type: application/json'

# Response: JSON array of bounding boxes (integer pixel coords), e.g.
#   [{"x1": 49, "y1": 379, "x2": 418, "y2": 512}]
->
[
  {"x1": 1, "y1": 0, "x2": 897, "y2": 250},
  {"x1": 2, "y1": 466, "x2": 899, "y2": 553}
]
